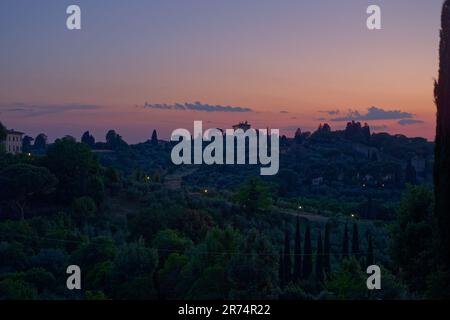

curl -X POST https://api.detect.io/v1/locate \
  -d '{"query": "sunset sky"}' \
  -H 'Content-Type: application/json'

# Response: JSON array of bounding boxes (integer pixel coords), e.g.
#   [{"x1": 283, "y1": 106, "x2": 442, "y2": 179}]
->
[{"x1": 0, "y1": 0, "x2": 444, "y2": 142}]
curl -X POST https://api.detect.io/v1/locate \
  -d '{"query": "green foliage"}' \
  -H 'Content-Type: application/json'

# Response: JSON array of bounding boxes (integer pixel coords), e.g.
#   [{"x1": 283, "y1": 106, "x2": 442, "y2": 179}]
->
[
  {"x1": 158, "y1": 253, "x2": 189, "y2": 299},
  {"x1": 326, "y1": 257, "x2": 367, "y2": 300},
  {"x1": 228, "y1": 229, "x2": 278, "y2": 299},
  {"x1": 0, "y1": 163, "x2": 57, "y2": 219},
  {"x1": 0, "y1": 277, "x2": 37, "y2": 300},
  {"x1": 152, "y1": 229, "x2": 193, "y2": 262},
  {"x1": 72, "y1": 196, "x2": 97, "y2": 226},
  {"x1": 72, "y1": 237, "x2": 117, "y2": 270},
  {"x1": 234, "y1": 177, "x2": 272, "y2": 214},
  {"x1": 45, "y1": 138, "x2": 101, "y2": 203},
  {"x1": 110, "y1": 240, "x2": 158, "y2": 299},
  {"x1": 390, "y1": 185, "x2": 434, "y2": 292}
]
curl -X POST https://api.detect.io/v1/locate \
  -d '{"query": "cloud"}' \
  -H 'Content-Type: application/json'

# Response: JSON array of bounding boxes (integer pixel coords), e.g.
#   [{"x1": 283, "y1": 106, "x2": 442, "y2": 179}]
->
[
  {"x1": 319, "y1": 109, "x2": 340, "y2": 116},
  {"x1": 398, "y1": 119, "x2": 424, "y2": 126},
  {"x1": 142, "y1": 101, "x2": 253, "y2": 113},
  {"x1": 331, "y1": 106, "x2": 414, "y2": 122},
  {"x1": 280, "y1": 110, "x2": 289, "y2": 114},
  {"x1": 0, "y1": 103, "x2": 101, "y2": 117}
]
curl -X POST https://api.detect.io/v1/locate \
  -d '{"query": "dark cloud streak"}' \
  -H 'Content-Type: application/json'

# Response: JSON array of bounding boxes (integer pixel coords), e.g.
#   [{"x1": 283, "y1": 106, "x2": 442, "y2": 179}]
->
[{"x1": 142, "y1": 101, "x2": 253, "y2": 113}]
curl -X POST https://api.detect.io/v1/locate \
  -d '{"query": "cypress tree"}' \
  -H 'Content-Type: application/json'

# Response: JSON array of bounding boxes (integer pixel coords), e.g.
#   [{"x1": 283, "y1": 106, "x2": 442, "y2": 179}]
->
[
  {"x1": 434, "y1": 0, "x2": 450, "y2": 268},
  {"x1": 342, "y1": 223, "x2": 349, "y2": 259},
  {"x1": 324, "y1": 222, "x2": 331, "y2": 275},
  {"x1": 283, "y1": 230, "x2": 291, "y2": 283},
  {"x1": 316, "y1": 231, "x2": 324, "y2": 282},
  {"x1": 293, "y1": 217, "x2": 302, "y2": 281},
  {"x1": 151, "y1": 129, "x2": 158, "y2": 146},
  {"x1": 279, "y1": 249, "x2": 285, "y2": 289},
  {"x1": 302, "y1": 223, "x2": 312, "y2": 278},
  {"x1": 352, "y1": 223, "x2": 360, "y2": 260},
  {"x1": 366, "y1": 235, "x2": 374, "y2": 267}
]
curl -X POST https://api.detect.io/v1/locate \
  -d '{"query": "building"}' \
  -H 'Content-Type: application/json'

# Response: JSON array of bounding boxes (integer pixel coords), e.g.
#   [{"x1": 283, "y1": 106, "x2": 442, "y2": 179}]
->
[{"x1": 3, "y1": 130, "x2": 24, "y2": 154}]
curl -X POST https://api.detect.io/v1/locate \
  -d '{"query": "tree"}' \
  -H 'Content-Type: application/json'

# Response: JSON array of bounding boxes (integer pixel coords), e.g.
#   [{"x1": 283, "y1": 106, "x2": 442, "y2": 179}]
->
[
  {"x1": 106, "y1": 130, "x2": 126, "y2": 149},
  {"x1": 0, "y1": 164, "x2": 57, "y2": 219},
  {"x1": 110, "y1": 240, "x2": 158, "y2": 299},
  {"x1": 302, "y1": 223, "x2": 312, "y2": 279},
  {"x1": 234, "y1": 177, "x2": 272, "y2": 214},
  {"x1": 34, "y1": 133, "x2": 47, "y2": 150},
  {"x1": 228, "y1": 229, "x2": 278, "y2": 299},
  {"x1": 151, "y1": 129, "x2": 158, "y2": 146},
  {"x1": 315, "y1": 231, "x2": 324, "y2": 282},
  {"x1": 158, "y1": 253, "x2": 189, "y2": 299},
  {"x1": 0, "y1": 122, "x2": 7, "y2": 152},
  {"x1": 326, "y1": 257, "x2": 367, "y2": 300},
  {"x1": 22, "y1": 136, "x2": 34, "y2": 153},
  {"x1": 366, "y1": 235, "x2": 374, "y2": 267},
  {"x1": 390, "y1": 185, "x2": 434, "y2": 292},
  {"x1": 434, "y1": 0, "x2": 450, "y2": 269},
  {"x1": 72, "y1": 196, "x2": 97, "y2": 226},
  {"x1": 352, "y1": 223, "x2": 360, "y2": 260},
  {"x1": 342, "y1": 224, "x2": 349, "y2": 259},
  {"x1": 283, "y1": 230, "x2": 291, "y2": 284},
  {"x1": 279, "y1": 250, "x2": 284, "y2": 289},
  {"x1": 45, "y1": 138, "x2": 101, "y2": 203},
  {"x1": 324, "y1": 222, "x2": 331, "y2": 276},
  {"x1": 293, "y1": 218, "x2": 302, "y2": 281},
  {"x1": 0, "y1": 122, "x2": 6, "y2": 141},
  {"x1": 152, "y1": 229, "x2": 193, "y2": 262},
  {"x1": 81, "y1": 131, "x2": 95, "y2": 148}
]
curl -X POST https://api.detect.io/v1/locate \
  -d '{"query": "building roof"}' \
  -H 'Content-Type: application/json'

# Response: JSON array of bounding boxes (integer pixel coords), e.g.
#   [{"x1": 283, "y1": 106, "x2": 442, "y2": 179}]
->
[{"x1": 7, "y1": 130, "x2": 24, "y2": 135}]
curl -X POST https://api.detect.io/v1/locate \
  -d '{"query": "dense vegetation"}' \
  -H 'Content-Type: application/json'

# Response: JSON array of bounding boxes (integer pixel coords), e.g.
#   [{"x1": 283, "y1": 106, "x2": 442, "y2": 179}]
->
[{"x1": 0, "y1": 117, "x2": 445, "y2": 300}]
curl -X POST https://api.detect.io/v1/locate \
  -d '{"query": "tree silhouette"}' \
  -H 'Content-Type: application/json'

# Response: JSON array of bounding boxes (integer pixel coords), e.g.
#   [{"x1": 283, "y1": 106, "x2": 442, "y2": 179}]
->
[
  {"x1": 342, "y1": 223, "x2": 349, "y2": 259},
  {"x1": 34, "y1": 133, "x2": 47, "y2": 149},
  {"x1": 315, "y1": 231, "x2": 324, "y2": 282},
  {"x1": 293, "y1": 218, "x2": 302, "y2": 281},
  {"x1": 283, "y1": 230, "x2": 291, "y2": 284},
  {"x1": 324, "y1": 222, "x2": 331, "y2": 275},
  {"x1": 278, "y1": 250, "x2": 284, "y2": 289},
  {"x1": 434, "y1": 0, "x2": 450, "y2": 268},
  {"x1": 151, "y1": 129, "x2": 158, "y2": 146},
  {"x1": 0, "y1": 122, "x2": 6, "y2": 144},
  {"x1": 22, "y1": 136, "x2": 34, "y2": 152},
  {"x1": 366, "y1": 235, "x2": 374, "y2": 267},
  {"x1": 352, "y1": 223, "x2": 360, "y2": 260},
  {"x1": 302, "y1": 223, "x2": 312, "y2": 279},
  {"x1": 81, "y1": 131, "x2": 95, "y2": 148}
]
